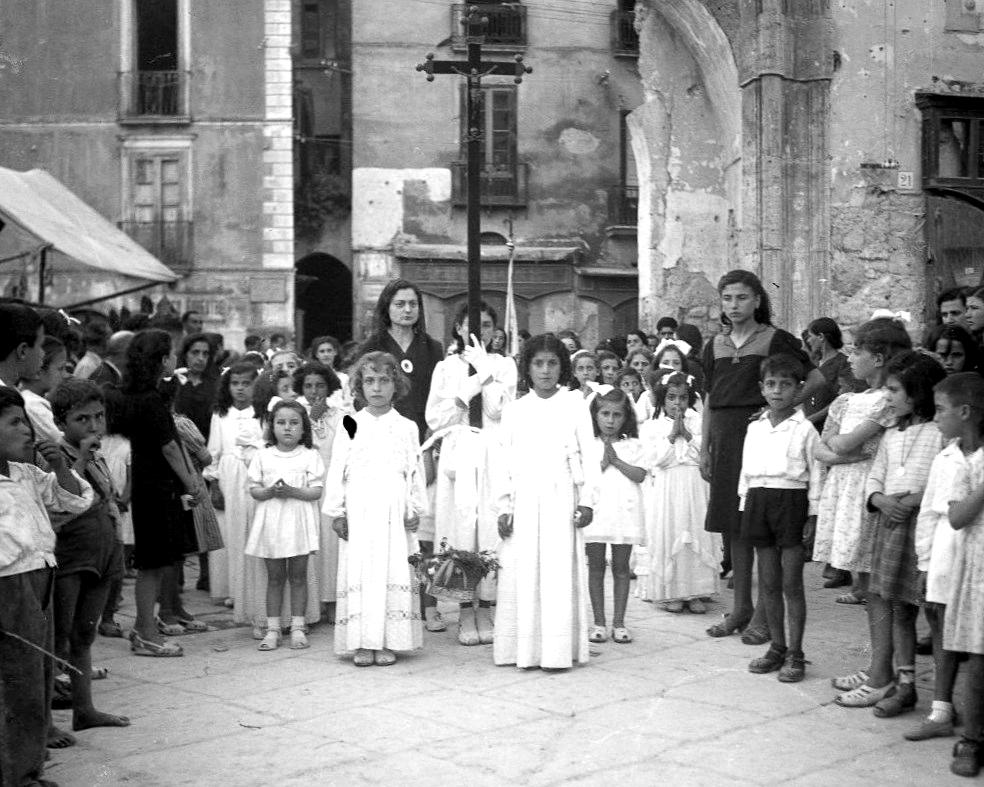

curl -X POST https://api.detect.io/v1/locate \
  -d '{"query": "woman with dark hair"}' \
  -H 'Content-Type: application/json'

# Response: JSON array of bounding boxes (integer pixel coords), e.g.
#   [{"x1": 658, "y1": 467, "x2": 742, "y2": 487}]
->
[
  {"x1": 359, "y1": 279, "x2": 444, "y2": 442},
  {"x1": 804, "y1": 317, "x2": 863, "y2": 431},
  {"x1": 425, "y1": 300, "x2": 517, "y2": 643},
  {"x1": 925, "y1": 323, "x2": 982, "y2": 376},
  {"x1": 965, "y1": 286, "x2": 984, "y2": 347},
  {"x1": 174, "y1": 332, "x2": 219, "y2": 441},
  {"x1": 121, "y1": 329, "x2": 204, "y2": 657},
  {"x1": 701, "y1": 270, "x2": 823, "y2": 643}
]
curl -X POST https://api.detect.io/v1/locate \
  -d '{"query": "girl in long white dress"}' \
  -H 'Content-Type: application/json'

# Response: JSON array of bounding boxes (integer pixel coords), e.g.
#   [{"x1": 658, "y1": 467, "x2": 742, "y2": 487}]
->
[
  {"x1": 294, "y1": 362, "x2": 348, "y2": 623},
  {"x1": 583, "y1": 389, "x2": 647, "y2": 645},
  {"x1": 246, "y1": 401, "x2": 324, "y2": 651},
  {"x1": 494, "y1": 334, "x2": 600, "y2": 670},
  {"x1": 324, "y1": 352, "x2": 426, "y2": 667},
  {"x1": 204, "y1": 364, "x2": 264, "y2": 611},
  {"x1": 640, "y1": 370, "x2": 719, "y2": 612},
  {"x1": 426, "y1": 302, "x2": 517, "y2": 644}
]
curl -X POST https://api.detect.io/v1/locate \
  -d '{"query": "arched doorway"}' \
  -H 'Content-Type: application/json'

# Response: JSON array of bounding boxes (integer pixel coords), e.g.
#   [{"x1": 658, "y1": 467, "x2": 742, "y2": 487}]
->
[{"x1": 294, "y1": 253, "x2": 352, "y2": 350}]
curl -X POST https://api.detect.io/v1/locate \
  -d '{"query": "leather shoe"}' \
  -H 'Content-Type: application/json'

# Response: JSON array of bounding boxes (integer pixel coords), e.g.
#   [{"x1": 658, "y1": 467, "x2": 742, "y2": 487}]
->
[{"x1": 905, "y1": 717, "x2": 955, "y2": 741}]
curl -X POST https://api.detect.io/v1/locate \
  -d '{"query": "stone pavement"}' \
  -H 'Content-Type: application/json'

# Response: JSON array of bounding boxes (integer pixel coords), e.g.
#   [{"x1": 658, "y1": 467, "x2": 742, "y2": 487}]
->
[{"x1": 47, "y1": 563, "x2": 971, "y2": 786}]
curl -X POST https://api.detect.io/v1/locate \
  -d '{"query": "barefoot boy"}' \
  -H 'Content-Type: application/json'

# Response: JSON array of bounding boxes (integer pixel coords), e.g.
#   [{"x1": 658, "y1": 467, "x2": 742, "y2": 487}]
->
[
  {"x1": 738, "y1": 354, "x2": 821, "y2": 682},
  {"x1": 50, "y1": 379, "x2": 130, "y2": 734},
  {"x1": 0, "y1": 385, "x2": 93, "y2": 786}
]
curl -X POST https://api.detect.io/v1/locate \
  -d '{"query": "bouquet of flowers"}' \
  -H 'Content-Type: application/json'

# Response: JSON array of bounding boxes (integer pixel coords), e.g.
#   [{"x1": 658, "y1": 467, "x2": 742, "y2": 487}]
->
[{"x1": 408, "y1": 538, "x2": 500, "y2": 603}]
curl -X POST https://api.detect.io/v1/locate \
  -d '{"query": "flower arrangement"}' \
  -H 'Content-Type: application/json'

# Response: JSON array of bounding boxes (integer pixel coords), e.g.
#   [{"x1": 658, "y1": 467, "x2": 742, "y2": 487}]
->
[{"x1": 408, "y1": 538, "x2": 500, "y2": 603}]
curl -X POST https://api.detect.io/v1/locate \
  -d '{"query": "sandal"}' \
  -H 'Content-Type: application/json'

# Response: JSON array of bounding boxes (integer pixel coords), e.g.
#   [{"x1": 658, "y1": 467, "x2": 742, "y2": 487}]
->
[
  {"x1": 588, "y1": 625, "x2": 608, "y2": 643},
  {"x1": 353, "y1": 648, "x2": 374, "y2": 667},
  {"x1": 374, "y1": 648, "x2": 396, "y2": 666},
  {"x1": 290, "y1": 629, "x2": 309, "y2": 650},
  {"x1": 155, "y1": 617, "x2": 185, "y2": 636},
  {"x1": 257, "y1": 630, "x2": 281, "y2": 651},
  {"x1": 835, "y1": 591, "x2": 866, "y2": 605},
  {"x1": 612, "y1": 627, "x2": 633, "y2": 644},
  {"x1": 129, "y1": 631, "x2": 183, "y2": 657},
  {"x1": 835, "y1": 682, "x2": 894, "y2": 708},
  {"x1": 706, "y1": 614, "x2": 750, "y2": 638},
  {"x1": 832, "y1": 670, "x2": 870, "y2": 691},
  {"x1": 686, "y1": 599, "x2": 707, "y2": 614},
  {"x1": 176, "y1": 615, "x2": 208, "y2": 633},
  {"x1": 664, "y1": 600, "x2": 684, "y2": 614},
  {"x1": 778, "y1": 651, "x2": 809, "y2": 683},
  {"x1": 748, "y1": 645, "x2": 787, "y2": 674},
  {"x1": 741, "y1": 626, "x2": 771, "y2": 646}
]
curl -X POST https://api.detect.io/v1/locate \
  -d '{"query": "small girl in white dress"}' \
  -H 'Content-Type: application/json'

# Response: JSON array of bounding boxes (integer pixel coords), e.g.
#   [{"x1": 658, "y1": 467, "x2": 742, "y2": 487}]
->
[
  {"x1": 583, "y1": 389, "x2": 647, "y2": 645},
  {"x1": 246, "y1": 400, "x2": 325, "y2": 651},
  {"x1": 324, "y1": 351, "x2": 425, "y2": 667},
  {"x1": 640, "y1": 370, "x2": 719, "y2": 613}
]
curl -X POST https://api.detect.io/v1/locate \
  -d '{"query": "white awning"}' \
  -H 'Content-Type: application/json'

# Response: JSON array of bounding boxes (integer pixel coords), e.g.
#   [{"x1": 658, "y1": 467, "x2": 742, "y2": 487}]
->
[{"x1": 0, "y1": 167, "x2": 179, "y2": 284}]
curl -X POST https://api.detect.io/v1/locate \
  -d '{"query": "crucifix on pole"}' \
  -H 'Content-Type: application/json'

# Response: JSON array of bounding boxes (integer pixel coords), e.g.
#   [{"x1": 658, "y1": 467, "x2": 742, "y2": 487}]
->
[{"x1": 416, "y1": 6, "x2": 531, "y2": 428}]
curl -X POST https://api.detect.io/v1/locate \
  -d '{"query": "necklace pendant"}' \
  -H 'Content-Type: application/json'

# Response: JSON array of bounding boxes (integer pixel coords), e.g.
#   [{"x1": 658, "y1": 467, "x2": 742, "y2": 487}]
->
[{"x1": 896, "y1": 466, "x2": 906, "y2": 478}]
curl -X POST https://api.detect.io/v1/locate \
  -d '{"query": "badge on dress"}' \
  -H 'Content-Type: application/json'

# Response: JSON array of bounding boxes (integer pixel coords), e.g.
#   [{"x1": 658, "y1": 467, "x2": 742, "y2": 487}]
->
[{"x1": 401, "y1": 359, "x2": 414, "y2": 374}]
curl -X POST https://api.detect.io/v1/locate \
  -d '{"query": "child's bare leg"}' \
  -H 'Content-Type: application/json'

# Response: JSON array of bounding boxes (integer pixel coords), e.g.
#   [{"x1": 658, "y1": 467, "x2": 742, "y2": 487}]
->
[
  {"x1": 962, "y1": 654, "x2": 984, "y2": 743},
  {"x1": 610, "y1": 545, "x2": 632, "y2": 629},
  {"x1": 755, "y1": 546, "x2": 785, "y2": 650},
  {"x1": 865, "y1": 592, "x2": 895, "y2": 688},
  {"x1": 287, "y1": 555, "x2": 308, "y2": 618},
  {"x1": 265, "y1": 559, "x2": 287, "y2": 617},
  {"x1": 892, "y1": 601, "x2": 918, "y2": 671},
  {"x1": 781, "y1": 544, "x2": 806, "y2": 654},
  {"x1": 70, "y1": 577, "x2": 129, "y2": 731},
  {"x1": 585, "y1": 543, "x2": 607, "y2": 626},
  {"x1": 730, "y1": 537, "x2": 756, "y2": 623},
  {"x1": 927, "y1": 605, "x2": 960, "y2": 703},
  {"x1": 49, "y1": 574, "x2": 81, "y2": 749}
]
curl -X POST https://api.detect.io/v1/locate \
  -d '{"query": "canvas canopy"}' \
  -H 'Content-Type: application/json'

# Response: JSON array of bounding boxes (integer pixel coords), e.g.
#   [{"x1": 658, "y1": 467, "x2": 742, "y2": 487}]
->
[{"x1": 0, "y1": 167, "x2": 179, "y2": 289}]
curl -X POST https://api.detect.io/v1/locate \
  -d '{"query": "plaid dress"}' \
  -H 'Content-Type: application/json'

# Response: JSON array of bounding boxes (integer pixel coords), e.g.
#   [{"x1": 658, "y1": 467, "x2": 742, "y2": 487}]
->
[{"x1": 866, "y1": 421, "x2": 943, "y2": 604}]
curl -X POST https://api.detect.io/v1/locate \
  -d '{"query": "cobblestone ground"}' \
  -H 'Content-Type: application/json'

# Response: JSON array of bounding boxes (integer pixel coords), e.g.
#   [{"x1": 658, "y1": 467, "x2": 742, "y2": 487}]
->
[{"x1": 46, "y1": 562, "x2": 970, "y2": 786}]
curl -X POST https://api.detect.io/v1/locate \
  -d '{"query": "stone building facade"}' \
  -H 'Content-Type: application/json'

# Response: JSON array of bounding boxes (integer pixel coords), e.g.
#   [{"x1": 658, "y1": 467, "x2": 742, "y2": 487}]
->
[
  {"x1": 0, "y1": 0, "x2": 295, "y2": 350},
  {"x1": 633, "y1": 0, "x2": 984, "y2": 339}
]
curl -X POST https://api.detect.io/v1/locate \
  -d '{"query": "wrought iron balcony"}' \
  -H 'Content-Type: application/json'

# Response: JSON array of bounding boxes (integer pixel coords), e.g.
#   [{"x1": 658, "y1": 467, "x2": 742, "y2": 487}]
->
[
  {"x1": 611, "y1": 10, "x2": 639, "y2": 57},
  {"x1": 119, "y1": 71, "x2": 189, "y2": 121},
  {"x1": 452, "y1": 3, "x2": 527, "y2": 50},
  {"x1": 607, "y1": 184, "x2": 639, "y2": 226},
  {"x1": 451, "y1": 161, "x2": 529, "y2": 207},
  {"x1": 119, "y1": 220, "x2": 194, "y2": 270}
]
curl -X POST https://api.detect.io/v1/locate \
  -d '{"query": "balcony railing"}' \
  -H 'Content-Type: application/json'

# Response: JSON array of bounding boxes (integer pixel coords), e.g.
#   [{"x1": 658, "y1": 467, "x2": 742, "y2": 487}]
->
[
  {"x1": 452, "y1": 161, "x2": 529, "y2": 207},
  {"x1": 611, "y1": 10, "x2": 639, "y2": 57},
  {"x1": 119, "y1": 71, "x2": 189, "y2": 121},
  {"x1": 607, "y1": 184, "x2": 639, "y2": 226},
  {"x1": 119, "y1": 220, "x2": 194, "y2": 270},
  {"x1": 452, "y1": 3, "x2": 527, "y2": 49}
]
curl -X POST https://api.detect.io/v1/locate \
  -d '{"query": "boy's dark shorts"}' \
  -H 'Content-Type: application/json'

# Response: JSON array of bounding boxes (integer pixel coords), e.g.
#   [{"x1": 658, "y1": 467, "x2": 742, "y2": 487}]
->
[{"x1": 740, "y1": 487, "x2": 809, "y2": 548}]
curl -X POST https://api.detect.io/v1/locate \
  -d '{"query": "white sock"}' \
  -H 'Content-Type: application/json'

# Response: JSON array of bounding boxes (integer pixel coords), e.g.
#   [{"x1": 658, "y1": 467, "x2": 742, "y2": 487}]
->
[
  {"x1": 266, "y1": 616, "x2": 281, "y2": 633},
  {"x1": 290, "y1": 615, "x2": 305, "y2": 632},
  {"x1": 929, "y1": 700, "x2": 954, "y2": 723}
]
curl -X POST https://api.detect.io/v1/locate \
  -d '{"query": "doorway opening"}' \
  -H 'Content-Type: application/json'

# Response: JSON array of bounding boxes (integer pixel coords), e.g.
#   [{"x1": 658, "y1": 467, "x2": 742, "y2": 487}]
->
[{"x1": 294, "y1": 253, "x2": 352, "y2": 351}]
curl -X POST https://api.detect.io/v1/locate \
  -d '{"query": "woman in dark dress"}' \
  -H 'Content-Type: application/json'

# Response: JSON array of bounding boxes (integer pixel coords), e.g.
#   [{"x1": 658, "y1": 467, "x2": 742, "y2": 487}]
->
[
  {"x1": 700, "y1": 271, "x2": 823, "y2": 642},
  {"x1": 803, "y1": 317, "x2": 864, "y2": 432},
  {"x1": 359, "y1": 278, "x2": 444, "y2": 442},
  {"x1": 121, "y1": 330, "x2": 203, "y2": 656}
]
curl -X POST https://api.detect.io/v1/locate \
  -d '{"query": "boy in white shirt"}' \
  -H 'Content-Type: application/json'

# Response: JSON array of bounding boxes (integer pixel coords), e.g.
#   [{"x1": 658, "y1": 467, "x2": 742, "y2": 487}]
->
[{"x1": 738, "y1": 354, "x2": 821, "y2": 683}]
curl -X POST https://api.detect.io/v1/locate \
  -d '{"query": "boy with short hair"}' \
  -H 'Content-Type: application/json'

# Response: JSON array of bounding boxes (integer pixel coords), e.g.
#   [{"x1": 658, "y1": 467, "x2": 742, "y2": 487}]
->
[
  {"x1": 0, "y1": 386, "x2": 93, "y2": 786},
  {"x1": 906, "y1": 372, "x2": 984, "y2": 745},
  {"x1": 738, "y1": 354, "x2": 821, "y2": 682},
  {"x1": 49, "y1": 379, "x2": 130, "y2": 735}
]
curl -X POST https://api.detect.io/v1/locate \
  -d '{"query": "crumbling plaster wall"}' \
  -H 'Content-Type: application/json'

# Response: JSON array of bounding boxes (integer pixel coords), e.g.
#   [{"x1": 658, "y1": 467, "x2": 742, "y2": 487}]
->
[{"x1": 828, "y1": 0, "x2": 984, "y2": 339}]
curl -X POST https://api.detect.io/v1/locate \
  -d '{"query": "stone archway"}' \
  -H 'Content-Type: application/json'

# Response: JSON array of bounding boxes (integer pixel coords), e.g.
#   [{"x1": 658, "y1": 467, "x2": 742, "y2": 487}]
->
[{"x1": 294, "y1": 252, "x2": 353, "y2": 349}]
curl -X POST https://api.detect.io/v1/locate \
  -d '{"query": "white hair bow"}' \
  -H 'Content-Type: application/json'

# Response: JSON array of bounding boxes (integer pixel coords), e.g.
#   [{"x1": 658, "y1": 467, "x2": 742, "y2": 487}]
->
[
  {"x1": 654, "y1": 337, "x2": 693, "y2": 358},
  {"x1": 658, "y1": 370, "x2": 695, "y2": 388},
  {"x1": 870, "y1": 308, "x2": 911, "y2": 324}
]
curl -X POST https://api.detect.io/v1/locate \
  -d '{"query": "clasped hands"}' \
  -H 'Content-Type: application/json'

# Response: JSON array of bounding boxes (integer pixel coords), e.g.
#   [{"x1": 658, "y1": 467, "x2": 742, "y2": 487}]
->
[
  {"x1": 871, "y1": 491, "x2": 919, "y2": 528},
  {"x1": 496, "y1": 506, "x2": 593, "y2": 539},
  {"x1": 332, "y1": 513, "x2": 419, "y2": 541}
]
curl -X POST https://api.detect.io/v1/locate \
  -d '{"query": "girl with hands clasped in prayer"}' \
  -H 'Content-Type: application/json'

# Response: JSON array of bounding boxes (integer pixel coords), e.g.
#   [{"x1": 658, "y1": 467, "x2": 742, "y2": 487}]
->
[
  {"x1": 494, "y1": 334, "x2": 600, "y2": 670},
  {"x1": 245, "y1": 401, "x2": 325, "y2": 651},
  {"x1": 324, "y1": 352, "x2": 425, "y2": 667}
]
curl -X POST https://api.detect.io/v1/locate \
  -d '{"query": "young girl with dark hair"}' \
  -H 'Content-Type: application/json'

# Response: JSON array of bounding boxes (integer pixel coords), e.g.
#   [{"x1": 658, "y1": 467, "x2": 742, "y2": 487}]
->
[
  {"x1": 835, "y1": 352, "x2": 945, "y2": 712},
  {"x1": 246, "y1": 400, "x2": 325, "y2": 651},
  {"x1": 583, "y1": 389, "x2": 646, "y2": 644},
  {"x1": 494, "y1": 334, "x2": 599, "y2": 669},
  {"x1": 701, "y1": 270, "x2": 821, "y2": 642},
  {"x1": 926, "y1": 323, "x2": 982, "y2": 376},
  {"x1": 642, "y1": 370, "x2": 718, "y2": 613}
]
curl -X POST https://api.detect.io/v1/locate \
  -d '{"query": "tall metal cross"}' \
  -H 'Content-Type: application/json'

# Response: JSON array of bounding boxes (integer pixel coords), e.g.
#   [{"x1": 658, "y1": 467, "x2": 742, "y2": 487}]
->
[{"x1": 416, "y1": 6, "x2": 531, "y2": 427}]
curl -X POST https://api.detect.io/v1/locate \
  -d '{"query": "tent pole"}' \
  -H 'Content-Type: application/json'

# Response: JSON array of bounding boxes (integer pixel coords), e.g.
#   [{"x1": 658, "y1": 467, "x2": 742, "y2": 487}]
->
[{"x1": 37, "y1": 246, "x2": 47, "y2": 304}]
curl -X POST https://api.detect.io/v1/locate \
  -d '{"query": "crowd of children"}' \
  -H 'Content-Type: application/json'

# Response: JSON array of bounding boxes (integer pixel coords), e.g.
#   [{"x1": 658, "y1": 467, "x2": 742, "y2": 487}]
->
[{"x1": 6, "y1": 267, "x2": 984, "y2": 782}]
